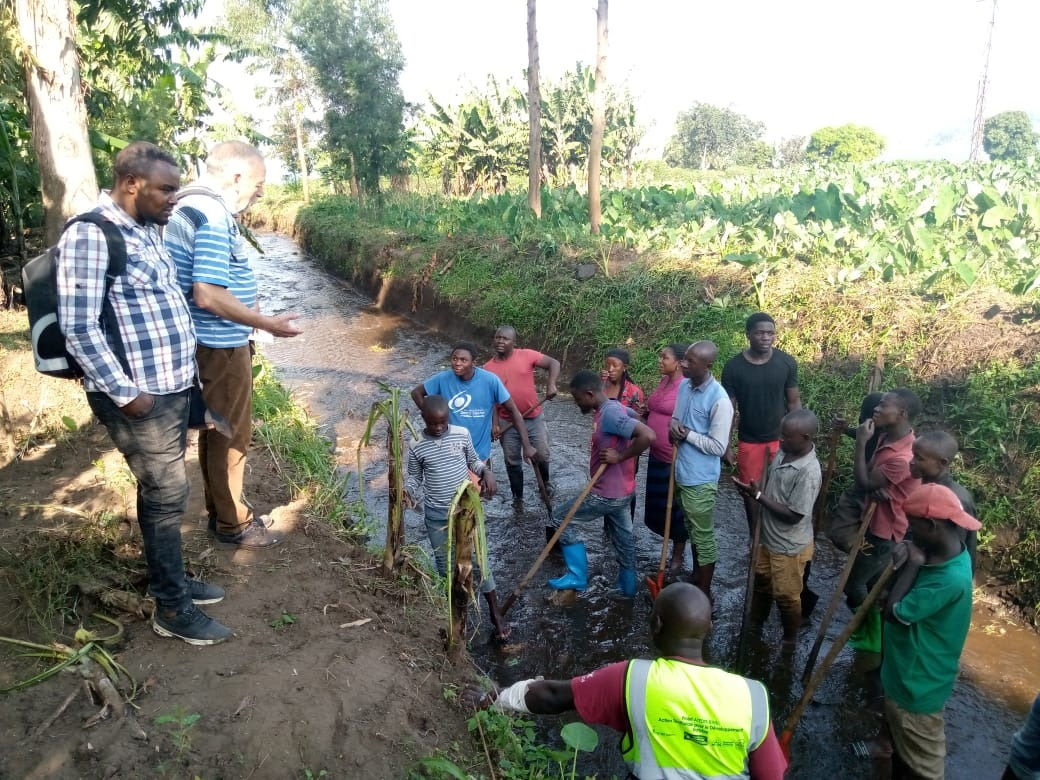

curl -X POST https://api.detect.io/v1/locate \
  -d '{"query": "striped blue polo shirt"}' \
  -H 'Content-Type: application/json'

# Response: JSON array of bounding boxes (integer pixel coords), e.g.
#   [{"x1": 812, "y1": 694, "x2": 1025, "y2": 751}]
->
[{"x1": 165, "y1": 187, "x2": 257, "y2": 348}]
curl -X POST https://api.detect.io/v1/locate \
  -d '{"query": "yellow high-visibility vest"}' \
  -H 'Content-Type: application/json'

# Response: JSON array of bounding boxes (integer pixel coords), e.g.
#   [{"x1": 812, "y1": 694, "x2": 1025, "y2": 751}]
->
[{"x1": 621, "y1": 658, "x2": 770, "y2": 780}]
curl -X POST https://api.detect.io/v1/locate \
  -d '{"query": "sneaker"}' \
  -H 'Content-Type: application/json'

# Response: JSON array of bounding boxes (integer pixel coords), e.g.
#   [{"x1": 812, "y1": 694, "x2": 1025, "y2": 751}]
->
[
  {"x1": 215, "y1": 517, "x2": 282, "y2": 549},
  {"x1": 153, "y1": 604, "x2": 232, "y2": 646},
  {"x1": 207, "y1": 513, "x2": 275, "y2": 535},
  {"x1": 149, "y1": 576, "x2": 225, "y2": 605},
  {"x1": 186, "y1": 577, "x2": 225, "y2": 605}
]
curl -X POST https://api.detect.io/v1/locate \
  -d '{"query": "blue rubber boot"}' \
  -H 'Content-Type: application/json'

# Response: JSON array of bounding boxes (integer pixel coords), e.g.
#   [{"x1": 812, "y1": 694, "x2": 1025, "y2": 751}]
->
[
  {"x1": 548, "y1": 543, "x2": 588, "y2": 591},
  {"x1": 615, "y1": 568, "x2": 637, "y2": 597}
]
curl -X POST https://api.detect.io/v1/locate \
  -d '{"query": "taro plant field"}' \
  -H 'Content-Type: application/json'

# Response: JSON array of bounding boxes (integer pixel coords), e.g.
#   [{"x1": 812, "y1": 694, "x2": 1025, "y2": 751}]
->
[
  {"x1": 358, "y1": 158, "x2": 1040, "y2": 301},
  {"x1": 263, "y1": 156, "x2": 1040, "y2": 615}
]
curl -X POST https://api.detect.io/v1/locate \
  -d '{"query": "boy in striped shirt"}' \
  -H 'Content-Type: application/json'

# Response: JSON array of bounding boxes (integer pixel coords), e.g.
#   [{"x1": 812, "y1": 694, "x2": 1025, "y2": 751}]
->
[{"x1": 405, "y1": 395, "x2": 510, "y2": 641}]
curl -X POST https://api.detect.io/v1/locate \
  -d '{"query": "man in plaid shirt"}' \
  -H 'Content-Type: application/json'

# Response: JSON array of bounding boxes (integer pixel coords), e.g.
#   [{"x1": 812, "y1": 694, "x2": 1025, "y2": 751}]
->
[{"x1": 56, "y1": 141, "x2": 232, "y2": 645}]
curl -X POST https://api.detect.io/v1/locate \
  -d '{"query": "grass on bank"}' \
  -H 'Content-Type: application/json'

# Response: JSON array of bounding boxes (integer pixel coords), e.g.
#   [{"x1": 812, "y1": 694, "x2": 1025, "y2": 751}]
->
[
  {"x1": 255, "y1": 190, "x2": 1040, "y2": 618},
  {"x1": 252, "y1": 357, "x2": 357, "y2": 535}
]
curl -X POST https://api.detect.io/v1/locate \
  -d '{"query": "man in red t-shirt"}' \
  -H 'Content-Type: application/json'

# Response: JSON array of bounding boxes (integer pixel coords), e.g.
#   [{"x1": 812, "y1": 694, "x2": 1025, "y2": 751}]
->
[
  {"x1": 484, "y1": 325, "x2": 561, "y2": 507},
  {"x1": 469, "y1": 582, "x2": 787, "y2": 780},
  {"x1": 841, "y1": 387, "x2": 922, "y2": 651}
]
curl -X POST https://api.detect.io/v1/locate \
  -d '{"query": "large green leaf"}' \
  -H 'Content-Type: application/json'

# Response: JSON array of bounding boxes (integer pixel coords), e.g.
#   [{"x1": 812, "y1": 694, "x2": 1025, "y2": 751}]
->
[
  {"x1": 933, "y1": 186, "x2": 959, "y2": 226},
  {"x1": 980, "y1": 204, "x2": 1017, "y2": 228},
  {"x1": 952, "y1": 261, "x2": 978, "y2": 286},
  {"x1": 561, "y1": 722, "x2": 599, "y2": 752},
  {"x1": 813, "y1": 184, "x2": 841, "y2": 223}
]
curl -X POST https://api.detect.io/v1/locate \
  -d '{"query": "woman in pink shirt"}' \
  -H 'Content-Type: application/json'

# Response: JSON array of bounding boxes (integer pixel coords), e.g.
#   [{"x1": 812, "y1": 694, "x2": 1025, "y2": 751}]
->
[{"x1": 644, "y1": 344, "x2": 690, "y2": 573}]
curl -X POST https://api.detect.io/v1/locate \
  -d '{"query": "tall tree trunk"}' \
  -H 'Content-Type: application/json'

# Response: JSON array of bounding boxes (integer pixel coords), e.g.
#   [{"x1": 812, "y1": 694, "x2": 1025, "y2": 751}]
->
[
  {"x1": 347, "y1": 151, "x2": 359, "y2": 198},
  {"x1": 293, "y1": 111, "x2": 311, "y2": 203},
  {"x1": 588, "y1": 0, "x2": 608, "y2": 235},
  {"x1": 526, "y1": 0, "x2": 542, "y2": 218},
  {"x1": 15, "y1": 0, "x2": 98, "y2": 245}
]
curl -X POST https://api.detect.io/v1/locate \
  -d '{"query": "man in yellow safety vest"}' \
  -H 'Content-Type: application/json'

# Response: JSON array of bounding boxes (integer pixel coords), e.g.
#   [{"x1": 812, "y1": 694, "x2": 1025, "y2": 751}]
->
[{"x1": 471, "y1": 582, "x2": 786, "y2": 779}]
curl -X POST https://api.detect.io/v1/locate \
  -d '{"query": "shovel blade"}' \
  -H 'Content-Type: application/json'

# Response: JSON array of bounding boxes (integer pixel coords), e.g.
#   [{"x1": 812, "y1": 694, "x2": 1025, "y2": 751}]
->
[
  {"x1": 779, "y1": 730, "x2": 792, "y2": 761},
  {"x1": 646, "y1": 573, "x2": 664, "y2": 599}
]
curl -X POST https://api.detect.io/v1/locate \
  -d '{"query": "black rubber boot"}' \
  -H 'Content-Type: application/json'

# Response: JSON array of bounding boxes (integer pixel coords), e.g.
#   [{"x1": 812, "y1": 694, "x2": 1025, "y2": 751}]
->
[
  {"x1": 506, "y1": 463, "x2": 524, "y2": 503},
  {"x1": 749, "y1": 590, "x2": 772, "y2": 629},
  {"x1": 536, "y1": 459, "x2": 550, "y2": 492},
  {"x1": 780, "y1": 605, "x2": 802, "y2": 649}
]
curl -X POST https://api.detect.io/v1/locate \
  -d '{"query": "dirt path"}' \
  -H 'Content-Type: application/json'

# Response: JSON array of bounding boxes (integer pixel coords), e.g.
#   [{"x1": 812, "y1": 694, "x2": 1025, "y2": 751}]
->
[{"x1": 0, "y1": 311, "x2": 474, "y2": 779}]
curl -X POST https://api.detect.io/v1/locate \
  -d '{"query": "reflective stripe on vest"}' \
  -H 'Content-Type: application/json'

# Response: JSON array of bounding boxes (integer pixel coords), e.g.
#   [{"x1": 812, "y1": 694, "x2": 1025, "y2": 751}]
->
[{"x1": 623, "y1": 659, "x2": 770, "y2": 780}]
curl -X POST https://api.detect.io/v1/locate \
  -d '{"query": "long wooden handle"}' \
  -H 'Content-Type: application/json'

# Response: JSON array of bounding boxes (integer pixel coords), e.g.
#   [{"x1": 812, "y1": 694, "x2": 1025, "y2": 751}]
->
[
  {"x1": 531, "y1": 456, "x2": 554, "y2": 515},
  {"x1": 501, "y1": 463, "x2": 608, "y2": 616},
  {"x1": 812, "y1": 427, "x2": 843, "y2": 534},
  {"x1": 655, "y1": 449, "x2": 679, "y2": 576},
  {"x1": 736, "y1": 456, "x2": 772, "y2": 673},
  {"x1": 801, "y1": 501, "x2": 877, "y2": 686},
  {"x1": 496, "y1": 395, "x2": 550, "y2": 437},
  {"x1": 781, "y1": 562, "x2": 894, "y2": 755}
]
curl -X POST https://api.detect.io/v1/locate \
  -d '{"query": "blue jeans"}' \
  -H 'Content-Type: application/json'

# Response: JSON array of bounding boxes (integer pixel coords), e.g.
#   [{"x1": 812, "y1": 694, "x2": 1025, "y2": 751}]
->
[
  {"x1": 88, "y1": 390, "x2": 191, "y2": 611},
  {"x1": 1009, "y1": 693, "x2": 1040, "y2": 779},
  {"x1": 423, "y1": 507, "x2": 495, "y2": 593},
  {"x1": 551, "y1": 491, "x2": 634, "y2": 571}
]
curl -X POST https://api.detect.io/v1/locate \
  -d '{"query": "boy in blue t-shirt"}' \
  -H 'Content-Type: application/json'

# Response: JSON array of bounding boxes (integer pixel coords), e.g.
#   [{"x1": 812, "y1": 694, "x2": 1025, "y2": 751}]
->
[{"x1": 411, "y1": 342, "x2": 536, "y2": 464}]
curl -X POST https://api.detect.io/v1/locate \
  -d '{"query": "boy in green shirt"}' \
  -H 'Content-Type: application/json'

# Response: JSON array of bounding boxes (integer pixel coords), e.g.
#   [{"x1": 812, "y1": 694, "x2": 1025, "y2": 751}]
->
[{"x1": 881, "y1": 483, "x2": 978, "y2": 779}]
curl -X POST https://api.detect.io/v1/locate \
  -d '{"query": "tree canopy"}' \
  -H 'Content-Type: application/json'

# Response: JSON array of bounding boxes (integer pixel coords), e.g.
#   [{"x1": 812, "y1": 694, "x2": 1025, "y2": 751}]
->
[
  {"x1": 805, "y1": 124, "x2": 885, "y2": 163},
  {"x1": 1, "y1": 0, "x2": 237, "y2": 245},
  {"x1": 983, "y1": 111, "x2": 1039, "y2": 162},
  {"x1": 289, "y1": 0, "x2": 408, "y2": 196},
  {"x1": 418, "y1": 66, "x2": 640, "y2": 197},
  {"x1": 664, "y1": 103, "x2": 766, "y2": 170}
]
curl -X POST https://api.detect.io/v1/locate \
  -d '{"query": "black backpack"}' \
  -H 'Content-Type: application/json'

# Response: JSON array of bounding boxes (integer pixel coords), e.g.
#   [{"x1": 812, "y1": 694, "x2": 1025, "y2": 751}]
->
[{"x1": 22, "y1": 211, "x2": 128, "y2": 379}]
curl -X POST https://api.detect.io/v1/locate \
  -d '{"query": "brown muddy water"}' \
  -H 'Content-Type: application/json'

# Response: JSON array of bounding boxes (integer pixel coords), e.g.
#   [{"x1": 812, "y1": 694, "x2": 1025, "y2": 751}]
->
[{"x1": 253, "y1": 233, "x2": 1037, "y2": 779}]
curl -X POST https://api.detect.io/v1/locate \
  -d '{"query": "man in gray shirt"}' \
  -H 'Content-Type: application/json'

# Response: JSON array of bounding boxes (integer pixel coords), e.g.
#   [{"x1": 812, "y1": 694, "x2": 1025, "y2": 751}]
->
[{"x1": 733, "y1": 409, "x2": 822, "y2": 651}]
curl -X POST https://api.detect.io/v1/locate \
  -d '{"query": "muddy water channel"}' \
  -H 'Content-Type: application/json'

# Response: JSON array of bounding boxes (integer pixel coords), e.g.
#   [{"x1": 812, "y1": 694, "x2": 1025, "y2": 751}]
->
[{"x1": 253, "y1": 233, "x2": 1036, "y2": 779}]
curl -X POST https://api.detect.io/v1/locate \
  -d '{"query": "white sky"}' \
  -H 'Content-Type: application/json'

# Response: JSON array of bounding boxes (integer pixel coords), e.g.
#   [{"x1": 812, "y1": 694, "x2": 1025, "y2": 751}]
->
[
  {"x1": 387, "y1": 0, "x2": 1038, "y2": 161},
  {"x1": 199, "y1": 0, "x2": 1039, "y2": 163}
]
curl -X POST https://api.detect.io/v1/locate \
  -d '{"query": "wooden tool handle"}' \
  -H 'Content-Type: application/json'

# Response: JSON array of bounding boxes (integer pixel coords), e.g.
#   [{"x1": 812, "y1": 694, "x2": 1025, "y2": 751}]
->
[{"x1": 501, "y1": 463, "x2": 607, "y2": 616}]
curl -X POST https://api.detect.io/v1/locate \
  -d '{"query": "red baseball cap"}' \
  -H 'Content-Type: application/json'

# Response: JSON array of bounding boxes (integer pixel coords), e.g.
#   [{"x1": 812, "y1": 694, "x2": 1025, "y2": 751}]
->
[{"x1": 903, "y1": 483, "x2": 981, "y2": 531}]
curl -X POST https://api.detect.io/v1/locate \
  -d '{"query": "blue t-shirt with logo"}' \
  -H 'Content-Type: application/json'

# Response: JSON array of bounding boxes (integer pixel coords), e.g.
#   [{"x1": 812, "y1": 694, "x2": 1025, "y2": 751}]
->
[{"x1": 422, "y1": 368, "x2": 511, "y2": 460}]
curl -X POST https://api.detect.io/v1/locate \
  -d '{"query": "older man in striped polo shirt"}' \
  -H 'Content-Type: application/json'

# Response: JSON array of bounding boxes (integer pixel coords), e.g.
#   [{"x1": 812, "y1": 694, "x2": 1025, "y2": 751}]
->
[{"x1": 166, "y1": 142, "x2": 302, "y2": 549}]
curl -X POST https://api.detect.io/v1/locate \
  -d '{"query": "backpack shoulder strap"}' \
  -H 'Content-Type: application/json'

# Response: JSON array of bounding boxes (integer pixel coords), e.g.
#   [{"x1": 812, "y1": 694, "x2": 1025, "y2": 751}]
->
[
  {"x1": 60, "y1": 211, "x2": 131, "y2": 375},
  {"x1": 62, "y1": 211, "x2": 128, "y2": 280}
]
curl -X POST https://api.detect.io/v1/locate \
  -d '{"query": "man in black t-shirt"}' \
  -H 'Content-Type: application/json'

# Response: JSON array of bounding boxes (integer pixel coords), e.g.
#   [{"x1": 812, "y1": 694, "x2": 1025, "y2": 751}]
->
[{"x1": 721, "y1": 312, "x2": 801, "y2": 533}]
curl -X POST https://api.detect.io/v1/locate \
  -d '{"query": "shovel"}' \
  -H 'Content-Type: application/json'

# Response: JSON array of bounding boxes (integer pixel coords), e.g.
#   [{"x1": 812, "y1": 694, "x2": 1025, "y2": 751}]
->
[
  {"x1": 646, "y1": 448, "x2": 679, "y2": 599},
  {"x1": 779, "y1": 562, "x2": 894, "y2": 760},
  {"x1": 500, "y1": 463, "x2": 607, "y2": 616}
]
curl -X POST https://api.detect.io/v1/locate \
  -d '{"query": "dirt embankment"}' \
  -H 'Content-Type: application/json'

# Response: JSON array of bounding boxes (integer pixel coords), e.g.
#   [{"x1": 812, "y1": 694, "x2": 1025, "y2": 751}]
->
[{"x1": 0, "y1": 311, "x2": 475, "y2": 779}]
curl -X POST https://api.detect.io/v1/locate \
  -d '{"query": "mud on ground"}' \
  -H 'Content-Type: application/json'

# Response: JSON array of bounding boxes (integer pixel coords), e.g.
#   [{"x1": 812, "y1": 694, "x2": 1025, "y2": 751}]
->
[{"x1": 0, "y1": 311, "x2": 475, "y2": 780}]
